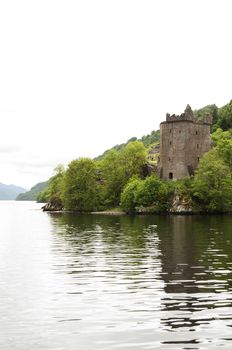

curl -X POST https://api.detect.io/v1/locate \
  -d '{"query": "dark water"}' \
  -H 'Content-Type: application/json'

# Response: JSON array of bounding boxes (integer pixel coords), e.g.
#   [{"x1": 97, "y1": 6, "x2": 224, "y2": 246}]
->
[{"x1": 1, "y1": 201, "x2": 232, "y2": 349}]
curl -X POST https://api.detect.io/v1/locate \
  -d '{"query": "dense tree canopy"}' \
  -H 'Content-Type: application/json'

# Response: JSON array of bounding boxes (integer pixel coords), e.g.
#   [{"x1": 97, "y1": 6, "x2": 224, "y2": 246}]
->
[
  {"x1": 212, "y1": 128, "x2": 232, "y2": 172},
  {"x1": 194, "y1": 100, "x2": 232, "y2": 132},
  {"x1": 121, "y1": 175, "x2": 173, "y2": 213},
  {"x1": 216, "y1": 100, "x2": 232, "y2": 131},
  {"x1": 62, "y1": 158, "x2": 101, "y2": 212},
  {"x1": 100, "y1": 141, "x2": 147, "y2": 207},
  {"x1": 191, "y1": 150, "x2": 232, "y2": 212},
  {"x1": 37, "y1": 165, "x2": 64, "y2": 207},
  {"x1": 120, "y1": 177, "x2": 142, "y2": 213}
]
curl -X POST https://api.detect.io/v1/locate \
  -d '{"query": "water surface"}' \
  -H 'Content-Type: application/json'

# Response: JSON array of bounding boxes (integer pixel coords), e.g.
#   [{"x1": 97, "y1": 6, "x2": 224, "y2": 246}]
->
[{"x1": 0, "y1": 201, "x2": 232, "y2": 349}]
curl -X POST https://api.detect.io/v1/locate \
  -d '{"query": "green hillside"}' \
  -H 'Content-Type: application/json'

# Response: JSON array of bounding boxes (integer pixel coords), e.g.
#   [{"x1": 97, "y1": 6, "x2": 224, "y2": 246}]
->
[
  {"x1": 95, "y1": 130, "x2": 160, "y2": 160},
  {"x1": 194, "y1": 100, "x2": 232, "y2": 131},
  {"x1": 16, "y1": 181, "x2": 49, "y2": 201}
]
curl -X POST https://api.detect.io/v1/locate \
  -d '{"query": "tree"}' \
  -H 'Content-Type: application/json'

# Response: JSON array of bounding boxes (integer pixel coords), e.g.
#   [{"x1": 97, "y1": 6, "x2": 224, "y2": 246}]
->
[
  {"x1": 62, "y1": 158, "x2": 100, "y2": 211},
  {"x1": 120, "y1": 177, "x2": 142, "y2": 213},
  {"x1": 120, "y1": 141, "x2": 147, "y2": 178},
  {"x1": 136, "y1": 175, "x2": 172, "y2": 211},
  {"x1": 36, "y1": 188, "x2": 50, "y2": 203},
  {"x1": 212, "y1": 128, "x2": 232, "y2": 172},
  {"x1": 215, "y1": 100, "x2": 232, "y2": 131},
  {"x1": 192, "y1": 150, "x2": 232, "y2": 212},
  {"x1": 37, "y1": 165, "x2": 65, "y2": 207},
  {"x1": 101, "y1": 141, "x2": 147, "y2": 207},
  {"x1": 120, "y1": 175, "x2": 173, "y2": 213},
  {"x1": 194, "y1": 104, "x2": 218, "y2": 131},
  {"x1": 100, "y1": 149, "x2": 125, "y2": 207},
  {"x1": 140, "y1": 130, "x2": 160, "y2": 147}
]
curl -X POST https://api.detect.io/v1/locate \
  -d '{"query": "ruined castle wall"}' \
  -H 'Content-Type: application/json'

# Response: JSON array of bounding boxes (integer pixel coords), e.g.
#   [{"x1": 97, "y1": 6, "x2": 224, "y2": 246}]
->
[{"x1": 159, "y1": 120, "x2": 211, "y2": 180}]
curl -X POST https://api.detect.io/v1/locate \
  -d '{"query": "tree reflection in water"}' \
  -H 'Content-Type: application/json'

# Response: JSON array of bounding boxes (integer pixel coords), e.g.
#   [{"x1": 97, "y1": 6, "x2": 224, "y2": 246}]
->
[{"x1": 48, "y1": 212, "x2": 232, "y2": 348}]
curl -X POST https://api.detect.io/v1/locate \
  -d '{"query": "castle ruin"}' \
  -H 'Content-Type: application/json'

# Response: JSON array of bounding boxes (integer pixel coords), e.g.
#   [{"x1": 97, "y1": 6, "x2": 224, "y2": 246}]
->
[{"x1": 159, "y1": 105, "x2": 212, "y2": 180}]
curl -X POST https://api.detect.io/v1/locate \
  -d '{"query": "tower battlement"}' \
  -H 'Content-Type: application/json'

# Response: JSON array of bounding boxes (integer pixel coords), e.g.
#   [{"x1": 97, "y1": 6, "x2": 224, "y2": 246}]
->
[
  {"x1": 165, "y1": 105, "x2": 213, "y2": 125},
  {"x1": 166, "y1": 104, "x2": 195, "y2": 122}
]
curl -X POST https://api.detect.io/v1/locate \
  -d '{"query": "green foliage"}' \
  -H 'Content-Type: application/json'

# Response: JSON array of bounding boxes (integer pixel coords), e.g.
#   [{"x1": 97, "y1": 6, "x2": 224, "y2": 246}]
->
[
  {"x1": 121, "y1": 175, "x2": 174, "y2": 213},
  {"x1": 38, "y1": 165, "x2": 65, "y2": 206},
  {"x1": 140, "y1": 130, "x2": 160, "y2": 147},
  {"x1": 136, "y1": 175, "x2": 173, "y2": 211},
  {"x1": 136, "y1": 175, "x2": 163, "y2": 207},
  {"x1": 216, "y1": 100, "x2": 232, "y2": 131},
  {"x1": 212, "y1": 128, "x2": 232, "y2": 171},
  {"x1": 194, "y1": 104, "x2": 218, "y2": 129},
  {"x1": 192, "y1": 149, "x2": 232, "y2": 212},
  {"x1": 95, "y1": 130, "x2": 160, "y2": 160},
  {"x1": 194, "y1": 101, "x2": 232, "y2": 132},
  {"x1": 36, "y1": 188, "x2": 50, "y2": 203},
  {"x1": 101, "y1": 141, "x2": 147, "y2": 207},
  {"x1": 100, "y1": 149, "x2": 125, "y2": 207},
  {"x1": 120, "y1": 177, "x2": 142, "y2": 213},
  {"x1": 127, "y1": 137, "x2": 137, "y2": 143},
  {"x1": 174, "y1": 177, "x2": 194, "y2": 197},
  {"x1": 62, "y1": 158, "x2": 101, "y2": 211},
  {"x1": 120, "y1": 141, "x2": 147, "y2": 177}
]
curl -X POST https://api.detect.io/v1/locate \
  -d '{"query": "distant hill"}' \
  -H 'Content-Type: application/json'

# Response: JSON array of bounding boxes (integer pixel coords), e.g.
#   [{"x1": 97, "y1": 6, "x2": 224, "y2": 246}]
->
[
  {"x1": 16, "y1": 181, "x2": 49, "y2": 201},
  {"x1": 0, "y1": 183, "x2": 27, "y2": 200}
]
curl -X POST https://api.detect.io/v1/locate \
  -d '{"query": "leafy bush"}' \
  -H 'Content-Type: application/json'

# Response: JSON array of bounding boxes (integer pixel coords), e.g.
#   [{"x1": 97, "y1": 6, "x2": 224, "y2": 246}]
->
[
  {"x1": 62, "y1": 158, "x2": 101, "y2": 212},
  {"x1": 120, "y1": 177, "x2": 143, "y2": 213},
  {"x1": 121, "y1": 175, "x2": 174, "y2": 213},
  {"x1": 191, "y1": 150, "x2": 232, "y2": 212},
  {"x1": 101, "y1": 141, "x2": 147, "y2": 207}
]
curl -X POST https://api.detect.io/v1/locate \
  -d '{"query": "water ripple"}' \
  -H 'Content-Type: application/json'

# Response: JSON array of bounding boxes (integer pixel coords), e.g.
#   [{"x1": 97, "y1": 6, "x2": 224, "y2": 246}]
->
[{"x1": 1, "y1": 204, "x2": 232, "y2": 349}]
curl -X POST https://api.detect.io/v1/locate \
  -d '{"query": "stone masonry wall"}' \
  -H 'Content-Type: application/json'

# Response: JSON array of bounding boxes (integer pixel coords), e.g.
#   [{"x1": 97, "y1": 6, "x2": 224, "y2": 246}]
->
[{"x1": 159, "y1": 106, "x2": 212, "y2": 180}]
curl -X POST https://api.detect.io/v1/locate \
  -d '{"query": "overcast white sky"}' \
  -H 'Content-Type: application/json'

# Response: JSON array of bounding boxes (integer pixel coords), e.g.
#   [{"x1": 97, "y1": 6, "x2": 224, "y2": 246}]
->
[{"x1": 0, "y1": 0, "x2": 232, "y2": 189}]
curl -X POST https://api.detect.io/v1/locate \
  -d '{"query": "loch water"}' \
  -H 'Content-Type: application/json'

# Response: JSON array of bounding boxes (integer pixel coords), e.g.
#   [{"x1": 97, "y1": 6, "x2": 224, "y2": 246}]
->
[{"x1": 0, "y1": 201, "x2": 232, "y2": 349}]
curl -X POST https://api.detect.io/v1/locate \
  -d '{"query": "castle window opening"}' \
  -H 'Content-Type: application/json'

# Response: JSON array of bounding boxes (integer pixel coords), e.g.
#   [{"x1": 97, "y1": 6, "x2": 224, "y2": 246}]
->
[
  {"x1": 197, "y1": 144, "x2": 199, "y2": 149},
  {"x1": 170, "y1": 141, "x2": 172, "y2": 145},
  {"x1": 170, "y1": 129, "x2": 172, "y2": 133},
  {"x1": 179, "y1": 130, "x2": 181, "y2": 134},
  {"x1": 197, "y1": 157, "x2": 200, "y2": 162},
  {"x1": 196, "y1": 131, "x2": 198, "y2": 135},
  {"x1": 169, "y1": 172, "x2": 173, "y2": 180},
  {"x1": 169, "y1": 157, "x2": 171, "y2": 161}
]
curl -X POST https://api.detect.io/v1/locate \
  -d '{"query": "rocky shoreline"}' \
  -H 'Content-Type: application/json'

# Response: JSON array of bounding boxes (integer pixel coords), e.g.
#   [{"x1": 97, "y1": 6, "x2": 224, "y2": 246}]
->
[{"x1": 41, "y1": 191, "x2": 231, "y2": 215}]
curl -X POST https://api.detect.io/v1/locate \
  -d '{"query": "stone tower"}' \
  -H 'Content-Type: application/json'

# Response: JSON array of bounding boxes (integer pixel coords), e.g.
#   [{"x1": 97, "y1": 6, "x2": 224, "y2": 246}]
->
[{"x1": 159, "y1": 105, "x2": 212, "y2": 180}]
